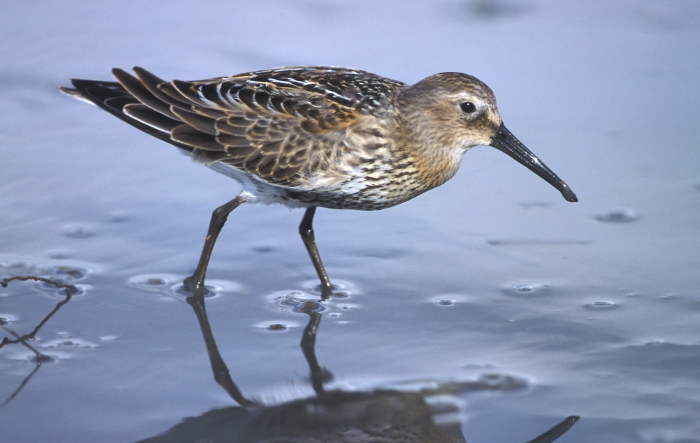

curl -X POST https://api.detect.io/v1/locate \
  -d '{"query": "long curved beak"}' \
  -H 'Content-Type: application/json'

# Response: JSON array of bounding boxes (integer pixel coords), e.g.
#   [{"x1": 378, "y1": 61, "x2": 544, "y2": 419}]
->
[{"x1": 489, "y1": 123, "x2": 578, "y2": 202}]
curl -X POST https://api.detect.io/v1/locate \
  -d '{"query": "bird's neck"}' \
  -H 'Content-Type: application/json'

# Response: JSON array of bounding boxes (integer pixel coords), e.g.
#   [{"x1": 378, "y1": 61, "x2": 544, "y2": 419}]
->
[{"x1": 399, "y1": 118, "x2": 465, "y2": 191}]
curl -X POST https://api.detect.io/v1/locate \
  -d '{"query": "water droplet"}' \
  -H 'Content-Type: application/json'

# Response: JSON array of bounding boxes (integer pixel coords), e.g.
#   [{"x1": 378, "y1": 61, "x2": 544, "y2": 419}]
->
[
  {"x1": 437, "y1": 299, "x2": 455, "y2": 306},
  {"x1": 593, "y1": 208, "x2": 640, "y2": 223},
  {"x1": 328, "y1": 312, "x2": 341, "y2": 318},
  {"x1": 585, "y1": 300, "x2": 618, "y2": 310}
]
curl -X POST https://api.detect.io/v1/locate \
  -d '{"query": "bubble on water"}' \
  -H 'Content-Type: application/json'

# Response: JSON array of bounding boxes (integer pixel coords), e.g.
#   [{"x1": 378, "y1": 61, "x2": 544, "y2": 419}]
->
[
  {"x1": 584, "y1": 300, "x2": 618, "y2": 310},
  {"x1": 593, "y1": 208, "x2": 640, "y2": 223},
  {"x1": 328, "y1": 312, "x2": 342, "y2": 318},
  {"x1": 436, "y1": 299, "x2": 455, "y2": 306},
  {"x1": 0, "y1": 315, "x2": 15, "y2": 325},
  {"x1": 99, "y1": 336, "x2": 117, "y2": 341},
  {"x1": 61, "y1": 223, "x2": 97, "y2": 238}
]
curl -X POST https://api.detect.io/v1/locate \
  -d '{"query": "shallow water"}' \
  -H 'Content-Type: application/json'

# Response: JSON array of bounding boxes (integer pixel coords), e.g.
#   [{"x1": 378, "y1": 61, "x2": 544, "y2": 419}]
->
[{"x1": 1, "y1": 1, "x2": 700, "y2": 442}]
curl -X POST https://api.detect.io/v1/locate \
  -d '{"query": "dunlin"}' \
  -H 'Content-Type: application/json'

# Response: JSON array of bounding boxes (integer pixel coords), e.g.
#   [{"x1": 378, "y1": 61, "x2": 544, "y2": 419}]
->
[{"x1": 61, "y1": 66, "x2": 577, "y2": 297}]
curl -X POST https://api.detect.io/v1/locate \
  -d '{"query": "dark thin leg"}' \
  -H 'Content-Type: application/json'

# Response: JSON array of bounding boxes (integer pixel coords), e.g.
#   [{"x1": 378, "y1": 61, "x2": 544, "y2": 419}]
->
[
  {"x1": 184, "y1": 194, "x2": 246, "y2": 295},
  {"x1": 299, "y1": 302, "x2": 333, "y2": 395},
  {"x1": 186, "y1": 294, "x2": 258, "y2": 409},
  {"x1": 298, "y1": 207, "x2": 332, "y2": 299}
]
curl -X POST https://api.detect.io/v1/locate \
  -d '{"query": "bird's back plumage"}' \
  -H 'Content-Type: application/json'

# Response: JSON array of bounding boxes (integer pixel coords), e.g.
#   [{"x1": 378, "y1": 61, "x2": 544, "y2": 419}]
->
[{"x1": 63, "y1": 67, "x2": 430, "y2": 210}]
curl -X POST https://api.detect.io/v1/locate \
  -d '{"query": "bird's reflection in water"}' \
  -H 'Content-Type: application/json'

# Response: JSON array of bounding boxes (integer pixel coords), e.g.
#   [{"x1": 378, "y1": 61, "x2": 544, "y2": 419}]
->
[{"x1": 137, "y1": 296, "x2": 578, "y2": 443}]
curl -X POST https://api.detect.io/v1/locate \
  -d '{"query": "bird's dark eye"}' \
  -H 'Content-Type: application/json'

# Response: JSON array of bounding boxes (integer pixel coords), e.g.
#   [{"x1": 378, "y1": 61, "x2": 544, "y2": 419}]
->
[{"x1": 460, "y1": 102, "x2": 477, "y2": 114}]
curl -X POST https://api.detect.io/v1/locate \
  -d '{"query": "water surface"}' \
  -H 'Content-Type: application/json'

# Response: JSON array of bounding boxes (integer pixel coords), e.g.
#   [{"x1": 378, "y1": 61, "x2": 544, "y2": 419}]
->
[{"x1": 1, "y1": 1, "x2": 699, "y2": 441}]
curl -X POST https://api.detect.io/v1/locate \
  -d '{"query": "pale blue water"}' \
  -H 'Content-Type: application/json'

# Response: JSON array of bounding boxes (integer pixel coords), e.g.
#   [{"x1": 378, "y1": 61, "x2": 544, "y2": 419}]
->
[{"x1": 1, "y1": 1, "x2": 700, "y2": 442}]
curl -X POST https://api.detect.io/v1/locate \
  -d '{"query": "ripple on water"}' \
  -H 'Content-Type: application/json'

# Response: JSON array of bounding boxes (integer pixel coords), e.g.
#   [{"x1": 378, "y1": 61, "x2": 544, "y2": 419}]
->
[
  {"x1": 593, "y1": 208, "x2": 640, "y2": 223},
  {"x1": 128, "y1": 274, "x2": 177, "y2": 292},
  {"x1": 503, "y1": 282, "x2": 552, "y2": 297},
  {"x1": 0, "y1": 314, "x2": 18, "y2": 325},
  {"x1": 34, "y1": 265, "x2": 92, "y2": 298},
  {"x1": 46, "y1": 249, "x2": 72, "y2": 260},
  {"x1": 170, "y1": 282, "x2": 218, "y2": 299},
  {"x1": 108, "y1": 211, "x2": 132, "y2": 222},
  {"x1": 128, "y1": 274, "x2": 242, "y2": 300},
  {"x1": 584, "y1": 300, "x2": 619, "y2": 310},
  {"x1": 61, "y1": 223, "x2": 97, "y2": 238},
  {"x1": 305, "y1": 280, "x2": 355, "y2": 299},
  {"x1": 1, "y1": 260, "x2": 35, "y2": 276},
  {"x1": 39, "y1": 337, "x2": 99, "y2": 350},
  {"x1": 54, "y1": 284, "x2": 89, "y2": 297},
  {"x1": 272, "y1": 290, "x2": 326, "y2": 313},
  {"x1": 50, "y1": 265, "x2": 90, "y2": 281},
  {"x1": 251, "y1": 243, "x2": 277, "y2": 253}
]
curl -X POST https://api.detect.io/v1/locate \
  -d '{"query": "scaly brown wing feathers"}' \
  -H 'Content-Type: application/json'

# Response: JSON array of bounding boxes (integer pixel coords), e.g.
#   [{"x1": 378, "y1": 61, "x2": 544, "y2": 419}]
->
[{"x1": 61, "y1": 67, "x2": 404, "y2": 186}]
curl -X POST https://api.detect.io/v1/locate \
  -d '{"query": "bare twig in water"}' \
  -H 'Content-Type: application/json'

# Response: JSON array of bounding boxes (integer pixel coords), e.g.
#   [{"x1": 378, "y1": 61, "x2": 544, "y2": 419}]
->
[{"x1": 0, "y1": 275, "x2": 78, "y2": 409}]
